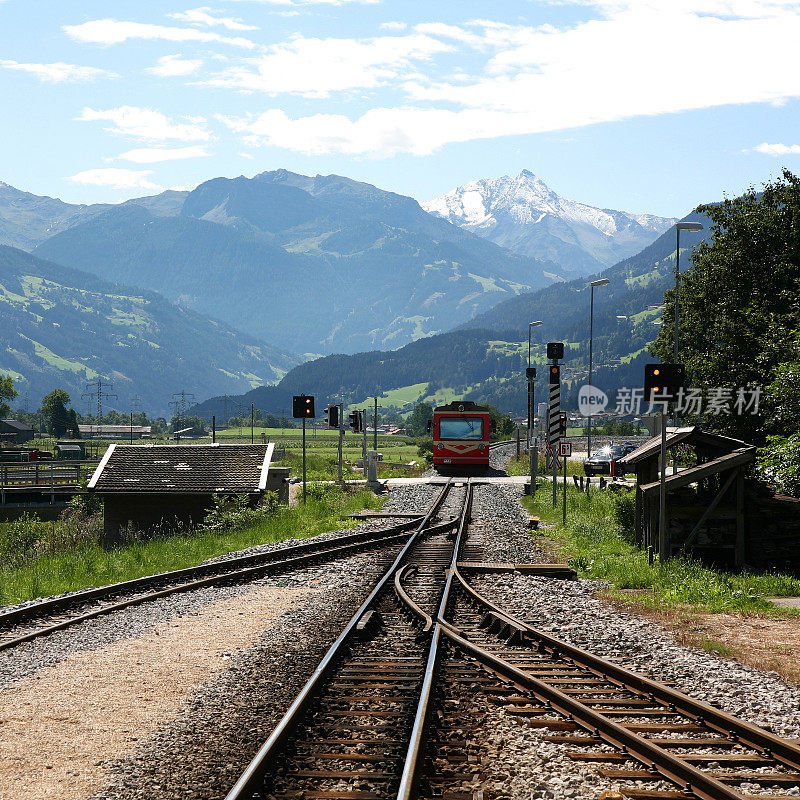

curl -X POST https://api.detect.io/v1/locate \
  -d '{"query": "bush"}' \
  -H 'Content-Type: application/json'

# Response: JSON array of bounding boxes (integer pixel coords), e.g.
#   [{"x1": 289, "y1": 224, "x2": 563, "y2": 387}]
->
[
  {"x1": 756, "y1": 435, "x2": 800, "y2": 498},
  {"x1": 417, "y1": 437, "x2": 433, "y2": 464},
  {"x1": 612, "y1": 492, "x2": 636, "y2": 543},
  {"x1": 0, "y1": 514, "x2": 46, "y2": 568},
  {"x1": 201, "y1": 492, "x2": 280, "y2": 534}
]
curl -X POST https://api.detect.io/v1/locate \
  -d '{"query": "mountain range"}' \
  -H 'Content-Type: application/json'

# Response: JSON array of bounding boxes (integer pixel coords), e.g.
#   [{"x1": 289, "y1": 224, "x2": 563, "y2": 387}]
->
[
  {"x1": 33, "y1": 171, "x2": 560, "y2": 354},
  {"x1": 424, "y1": 171, "x2": 676, "y2": 274},
  {"x1": 192, "y1": 209, "x2": 708, "y2": 420},
  {"x1": 0, "y1": 245, "x2": 297, "y2": 414},
  {"x1": 0, "y1": 168, "x2": 680, "y2": 416}
]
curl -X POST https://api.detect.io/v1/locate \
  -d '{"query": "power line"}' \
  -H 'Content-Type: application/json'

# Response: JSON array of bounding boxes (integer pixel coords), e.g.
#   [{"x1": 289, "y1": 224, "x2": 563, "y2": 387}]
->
[{"x1": 82, "y1": 379, "x2": 118, "y2": 427}]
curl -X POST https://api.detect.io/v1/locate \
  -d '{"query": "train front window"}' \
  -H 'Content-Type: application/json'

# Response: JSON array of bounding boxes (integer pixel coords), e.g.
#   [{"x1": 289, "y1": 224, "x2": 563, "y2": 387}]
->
[{"x1": 438, "y1": 417, "x2": 484, "y2": 440}]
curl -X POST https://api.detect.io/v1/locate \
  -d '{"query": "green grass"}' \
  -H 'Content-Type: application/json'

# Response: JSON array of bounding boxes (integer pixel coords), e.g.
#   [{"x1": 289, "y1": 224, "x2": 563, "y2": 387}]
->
[
  {"x1": 0, "y1": 488, "x2": 382, "y2": 607},
  {"x1": 282, "y1": 449, "x2": 424, "y2": 481},
  {"x1": 522, "y1": 486, "x2": 800, "y2": 613},
  {"x1": 506, "y1": 452, "x2": 585, "y2": 477},
  {"x1": 346, "y1": 383, "x2": 429, "y2": 411}
]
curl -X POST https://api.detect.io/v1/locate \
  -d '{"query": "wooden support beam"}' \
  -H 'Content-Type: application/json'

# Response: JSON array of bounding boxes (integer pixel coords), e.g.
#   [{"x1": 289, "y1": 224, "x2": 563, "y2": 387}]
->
[
  {"x1": 640, "y1": 447, "x2": 755, "y2": 496},
  {"x1": 679, "y1": 468, "x2": 738, "y2": 554},
  {"x1": 736, "y1": 467, "x2": 745, "y2": 569}
]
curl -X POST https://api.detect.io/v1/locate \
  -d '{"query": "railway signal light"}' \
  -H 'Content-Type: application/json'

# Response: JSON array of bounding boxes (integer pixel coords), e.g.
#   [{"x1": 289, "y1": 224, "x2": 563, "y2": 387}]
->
[
  {"x1": 644, "y1": 363, "x2": 685, "y2": 401},
  {"x1": 547, "y1": 342, "x2": 565, "y2": 360},
  {"x1": 324, "y1": 404, "x2": 339, "y2": 429},
  {"x1": 292, "y1": 394, "x2": 315, "y2": 419},
  {"x1": 559, "y1": 411, "x2": 568, "y2": 435},
  {"x1": 526, "y1": 367, "x2": 537, "y2": 380},
  {"x1": 349, "y1": 410, "x2": 363, "y2": 432},
  {"x1": 549, "y1": 365, "x2": 560, "y2": 385}
]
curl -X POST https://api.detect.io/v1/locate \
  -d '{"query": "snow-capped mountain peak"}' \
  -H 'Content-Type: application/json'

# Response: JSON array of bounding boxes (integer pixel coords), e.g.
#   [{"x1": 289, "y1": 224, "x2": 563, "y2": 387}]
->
[{"x1": 423, "y1": 172, "x2": 676, "y2": 276}]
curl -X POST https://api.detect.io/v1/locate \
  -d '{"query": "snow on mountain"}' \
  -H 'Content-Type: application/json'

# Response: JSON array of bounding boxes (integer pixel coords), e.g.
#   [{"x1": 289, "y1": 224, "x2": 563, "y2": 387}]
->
[{"x1": 423, "y1": 170, "x2": 676, "y2": 276}]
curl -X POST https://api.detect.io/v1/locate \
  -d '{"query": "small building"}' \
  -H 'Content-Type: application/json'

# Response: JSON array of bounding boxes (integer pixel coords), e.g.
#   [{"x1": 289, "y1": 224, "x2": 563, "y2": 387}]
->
[
  {"x1": 0, "y1": 419, "x2": 35, "y2": 444},
  {"x1": 617, "y1": 426, "x2": 756, "y2": 569},
  {"x1": 88, "y1": 443, "x2": 289, "y2": 546},
  {"x1": 56, "y1": 441, "x2": 87, "y2": 460},
  {"x1": 78, "y1": 424, "x2": 152, "y2": 440}
]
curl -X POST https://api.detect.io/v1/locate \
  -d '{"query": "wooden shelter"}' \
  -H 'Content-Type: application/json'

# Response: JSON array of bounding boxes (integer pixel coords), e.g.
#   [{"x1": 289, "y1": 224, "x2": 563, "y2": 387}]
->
[
  {"x1": 616, "y1": 426, "x2": 756, "y2": 568},
  {"x1": 88, "y1": 443, "x2": 289, "y2": 547}
]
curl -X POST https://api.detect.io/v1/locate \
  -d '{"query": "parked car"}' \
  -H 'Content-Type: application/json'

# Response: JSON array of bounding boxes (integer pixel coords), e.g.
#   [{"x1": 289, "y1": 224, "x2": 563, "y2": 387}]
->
[{"x1": 583, "y1": 443, "x2": 636, "y2": 476}]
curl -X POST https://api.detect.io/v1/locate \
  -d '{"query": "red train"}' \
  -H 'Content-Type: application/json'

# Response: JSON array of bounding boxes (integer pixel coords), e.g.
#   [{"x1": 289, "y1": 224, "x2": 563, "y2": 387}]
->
[{"x1": 431, "y1": 401, "x2": 491, "y2": 474}]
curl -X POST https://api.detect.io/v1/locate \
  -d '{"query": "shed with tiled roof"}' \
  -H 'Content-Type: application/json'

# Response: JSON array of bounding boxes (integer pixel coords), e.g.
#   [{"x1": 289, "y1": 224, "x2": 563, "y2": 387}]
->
[{"x1": 89, "y1": 443, "x2": 288, "y2": 545}]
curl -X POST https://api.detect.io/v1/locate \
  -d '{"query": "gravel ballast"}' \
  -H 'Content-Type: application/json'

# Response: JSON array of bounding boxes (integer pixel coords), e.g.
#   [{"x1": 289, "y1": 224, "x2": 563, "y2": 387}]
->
[{"x1": 5, "y1": 472, "x2": 800, "y2": 800}]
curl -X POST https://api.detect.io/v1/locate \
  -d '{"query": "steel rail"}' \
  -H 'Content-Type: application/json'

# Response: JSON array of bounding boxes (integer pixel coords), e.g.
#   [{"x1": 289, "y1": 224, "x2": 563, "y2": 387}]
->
[
  {"x1": 224, "y1": 479, "x2": 456, "y2": 800},
  {"x1": 438, "y1": 625, "x2": 747, "y2": 800},
  {"x1": 450, "y1": 570, "x2": 800, "y2": 773},
  {"x1": 0, "y1": 515, "x2": 429, "y2": 630},
  {"x1": 0, "y1": 517, "x2": 459, "y2": 653},
  {"x1": 396, "y1": 479, "x2": 474, "y2": 800}
]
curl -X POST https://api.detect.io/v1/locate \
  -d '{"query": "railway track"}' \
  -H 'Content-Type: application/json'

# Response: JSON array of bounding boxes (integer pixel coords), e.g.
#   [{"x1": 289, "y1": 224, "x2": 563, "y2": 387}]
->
[
  {"x1": 226, "y1": 475, "x2": 800, "y2": 800},
  {"x1": 0, "y1": 507, "x2": 458, "y2": 653},
  {"x1": 224, "y1": 479, "x2": 470, "y2": 800}
]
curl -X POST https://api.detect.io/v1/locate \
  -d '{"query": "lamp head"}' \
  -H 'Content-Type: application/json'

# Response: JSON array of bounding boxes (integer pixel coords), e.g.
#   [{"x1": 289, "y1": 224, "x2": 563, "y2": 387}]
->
[
  {"x1": 676, "y1": 221, "x2": 704, "y2": 232},
  {"x1": 590, "y1": 278, "x2": 610, "y2": 287}
]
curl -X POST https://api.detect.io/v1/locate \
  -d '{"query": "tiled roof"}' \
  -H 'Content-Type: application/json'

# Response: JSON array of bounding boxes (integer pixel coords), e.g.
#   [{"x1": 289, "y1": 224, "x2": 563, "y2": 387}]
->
[{"x1": 88, "y1": 444, "x2": 273, "y2": 493}]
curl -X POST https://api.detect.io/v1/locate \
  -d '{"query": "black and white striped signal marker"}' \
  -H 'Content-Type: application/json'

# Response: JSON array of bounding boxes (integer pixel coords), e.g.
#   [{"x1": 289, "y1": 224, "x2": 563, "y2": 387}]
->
[{"x1": 547, "y1": 381, "x2": 561, "y2": 470}]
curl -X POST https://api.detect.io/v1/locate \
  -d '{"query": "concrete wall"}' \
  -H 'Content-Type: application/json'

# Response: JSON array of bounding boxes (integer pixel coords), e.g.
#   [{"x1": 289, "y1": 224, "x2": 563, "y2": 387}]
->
[
  {"x1": 100, "y1": 467, "x2": 290, "y2": 547},
  {"x1": 102, "y1": 493, "x2": 212, "y2": 547}
]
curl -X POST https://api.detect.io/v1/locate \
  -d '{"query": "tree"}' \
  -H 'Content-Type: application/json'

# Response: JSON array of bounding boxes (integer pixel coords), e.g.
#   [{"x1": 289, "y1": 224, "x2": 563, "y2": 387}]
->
[
  {"x1": 41, "y1": 389, "x2": 72, "y2": 438},
  {"x1": 0, "y1": 375, "x2": 17, "y2": 419},
  {"x1": 486, "y1": 405, "x2": 515, "y2": 440},
  {"x1": 407, "y1": 402, "x2": 433, "y2": 437},
  {"x1": 651, "y1": 169, "x2": 800, "y2": 444}
]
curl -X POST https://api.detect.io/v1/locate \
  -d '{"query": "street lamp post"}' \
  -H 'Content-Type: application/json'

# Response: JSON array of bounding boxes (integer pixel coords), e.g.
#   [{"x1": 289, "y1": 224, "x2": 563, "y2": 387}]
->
[
  {"x1": 673, "y1": 221, "x2": 704, "y2": 427},
  {"x1": 588, "y1": 278, "x2": 610, "y2": 458},
  {"x1": 527, "y1": 321, "x2": 543, "y2": 492}
]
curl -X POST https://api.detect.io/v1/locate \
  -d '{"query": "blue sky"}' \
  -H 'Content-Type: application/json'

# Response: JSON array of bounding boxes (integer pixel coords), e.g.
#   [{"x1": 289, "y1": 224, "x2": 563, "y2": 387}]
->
[{"x1": 1, "y1": 0, "x2": 799, "y2": 217}]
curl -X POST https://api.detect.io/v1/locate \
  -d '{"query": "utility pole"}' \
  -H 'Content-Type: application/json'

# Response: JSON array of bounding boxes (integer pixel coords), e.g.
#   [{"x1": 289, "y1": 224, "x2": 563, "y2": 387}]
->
[
  {"x1": 362, "y1": 410, "x2": 368, "y2": 477},
  {"x1": 251, "y1": 402, "x2": 254, "y2": 444},
  {"x1": 169, "y1": 390, "x2": 196, "y2": 442},
  {"x1": 338, "y1": 402, "x2": 344, "y2": 485},
  {"x1": 373, "y1": 396, "x2": 378, "y2": 451},
  {"x1": 83, "y1": 379, "x2": 117, "y2": 440}
]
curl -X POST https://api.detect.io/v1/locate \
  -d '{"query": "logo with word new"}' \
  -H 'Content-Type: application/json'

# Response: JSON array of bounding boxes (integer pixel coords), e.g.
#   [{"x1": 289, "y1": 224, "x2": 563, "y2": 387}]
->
[{"x1": 578, "y1": 385, "x2": 608, "y2": 417}]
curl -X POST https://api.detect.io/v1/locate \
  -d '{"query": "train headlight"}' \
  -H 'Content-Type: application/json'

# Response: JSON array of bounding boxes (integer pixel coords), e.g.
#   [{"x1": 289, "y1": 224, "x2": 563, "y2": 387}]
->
[{"x1": 437, "y1": 443, "x2": 444, "y2": 450}]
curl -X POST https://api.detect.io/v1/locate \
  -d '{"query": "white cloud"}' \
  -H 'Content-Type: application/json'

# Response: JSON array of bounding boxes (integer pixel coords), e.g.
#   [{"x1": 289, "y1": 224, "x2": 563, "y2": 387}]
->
[
  {"x1": 199, "y1": 33, "x2": 452, "y2": 96},
  {"x1": 219, "y1": 3, "x2": 800, "y2": 156},
  {"x1": 230, "y1": 0, "x2": 377, "y2": 4},
  {"x1": 0, "y1": 60, "x2": 117, "y2": 82},
  {"x1": 238, "y1": 151, "x2": 255, "y2": 159},
  {"x1": 67, "y1": 168, "x2": 163, "y2": 190},
  {"x1": 218, "y1": 107, "x2": 499, "y2": 156},
  {"x1": 170, "y1": 7, "x2": 258, "y2": 31},
  {"x1": 63, "y1": 19, "x2": 255, "y2": 49},
  {"x1": 116, "y1": 145, "x2": 211, "y2": 163},
  {"x1": 146, "y1": 54, "x2": 203, "y2": 77},
  {"x1": 753, "y1": 142, "x2": 800, "y2": 155},
  {"x1": 78, "y1": 106, "x2": 212, "y2": 142},
  {"x1": 380, "y1": 21, "x2": 407, "y2": 31}
]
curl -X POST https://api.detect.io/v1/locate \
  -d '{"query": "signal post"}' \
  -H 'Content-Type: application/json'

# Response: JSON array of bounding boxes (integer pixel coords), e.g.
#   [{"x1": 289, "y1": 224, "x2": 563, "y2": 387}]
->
[
  {"x1": 547, "y1": 342, "x2": 564, "y2": 509},
  {"x1": 644, "y1": 363, "x2": 686, "y2": 563},
  {"x1": 293, "y1": 394, "x2": 315, "y2": 503}
]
